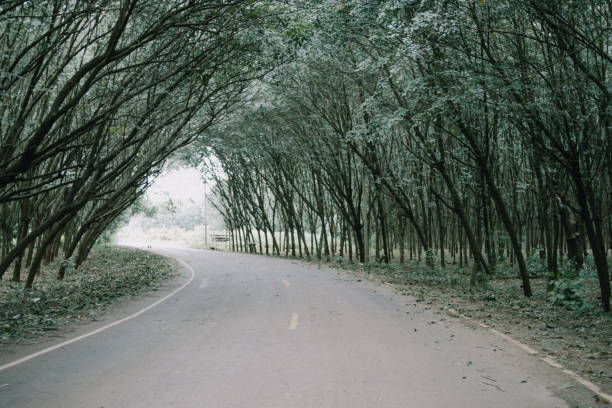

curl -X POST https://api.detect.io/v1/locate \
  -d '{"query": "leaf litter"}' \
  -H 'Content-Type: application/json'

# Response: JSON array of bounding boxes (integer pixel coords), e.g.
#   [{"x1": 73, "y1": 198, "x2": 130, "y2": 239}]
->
[
  {"x1": 0, "y1": 247, "x2": 174, "y2": 346},
  {"x1": 332, "y1": 259, "x2": 612, "y2": 395}
]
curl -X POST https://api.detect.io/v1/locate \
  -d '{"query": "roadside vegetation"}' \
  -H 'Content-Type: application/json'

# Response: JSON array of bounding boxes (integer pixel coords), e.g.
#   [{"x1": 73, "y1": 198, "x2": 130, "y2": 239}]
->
[
  {"x1": 192, "y1": 1, "x2": 612, "y2": 315},
  {"x1": 0, "y1": 247, "x2": 173, "y2": 344},
  {"x1": 0, "y1": 1, "x2": 274, "y2": 289}
]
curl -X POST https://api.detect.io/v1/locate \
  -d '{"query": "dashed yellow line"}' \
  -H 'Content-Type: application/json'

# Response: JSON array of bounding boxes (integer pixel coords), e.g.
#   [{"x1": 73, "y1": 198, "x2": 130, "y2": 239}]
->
[
  {"x1": 289, "y1": 313, "x2": 299, "y2": 330},
  {"x1": 282, "y1": 279, "x2": 290, "y2": 287}
]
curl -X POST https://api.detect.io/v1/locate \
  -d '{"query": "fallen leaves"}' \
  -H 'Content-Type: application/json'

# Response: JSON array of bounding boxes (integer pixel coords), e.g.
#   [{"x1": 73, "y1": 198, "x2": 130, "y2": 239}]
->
[
  {"x1": 340, "y1": 259, "x2": 612, "y2": 394},
  {"x1": 0, "y1": 247, "x2": 173, "y2": 344}
]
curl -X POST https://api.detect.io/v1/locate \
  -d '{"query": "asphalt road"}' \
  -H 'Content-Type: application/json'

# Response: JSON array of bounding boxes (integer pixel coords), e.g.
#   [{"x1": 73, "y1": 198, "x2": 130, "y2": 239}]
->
[{"x1": 0, "y1": 246, "x2": 599, "y2": 407}]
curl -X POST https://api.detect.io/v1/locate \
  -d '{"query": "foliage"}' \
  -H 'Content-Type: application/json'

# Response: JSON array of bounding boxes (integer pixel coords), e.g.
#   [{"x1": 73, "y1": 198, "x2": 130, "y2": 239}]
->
[
  {"x1": 548, "y1": 277, "x2": 593, "y2": 312},
  {"x1": 526, "y1": 249, "x2": 547, "y2": 278},
  {"x1": 193, "y1": 0, "x2": 611, "y2": 312},
  {"x1": 0, "y1": 0, "x2": 275, "y2": 288},
  {"x1": 0, "y1": 0, "x2": 610, "y2": 313},
  {"x1": 548, "y1": 258, "x2": 599, "y2": 312}
]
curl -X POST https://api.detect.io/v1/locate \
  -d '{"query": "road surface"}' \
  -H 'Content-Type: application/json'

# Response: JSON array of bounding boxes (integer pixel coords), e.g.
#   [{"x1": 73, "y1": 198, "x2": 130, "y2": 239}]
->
[{"x1": 0, "y1": 246, "x2": 600, "y2": 407}]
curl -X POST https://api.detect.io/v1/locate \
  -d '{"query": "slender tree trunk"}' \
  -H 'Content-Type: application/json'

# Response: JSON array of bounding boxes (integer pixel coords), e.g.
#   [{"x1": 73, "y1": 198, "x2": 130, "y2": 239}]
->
[
  {"x1": 378, "y1": 197, "x2": 390, "y2": 263},
  {"x1": 436, "y1": 197, "x2": 445, "y2": 268},
  {"x1": 433, "y1": 162, "x2": 491, "y2": 276},
  {"x1": 25, "y1": 219, "x2": 69, "y2": 289},
  {"x1": 399, "y1": 218, "x2": 406, "y2": 264},
  {"x1": 570, "y1": 168, "x2": 610, "y2": 312},
  {"x1": 348, "y1": 226, "x2": 353, "y2": 262},
  {"x1": 257, "y1": 229, "x2": 262, "y2": 254}
]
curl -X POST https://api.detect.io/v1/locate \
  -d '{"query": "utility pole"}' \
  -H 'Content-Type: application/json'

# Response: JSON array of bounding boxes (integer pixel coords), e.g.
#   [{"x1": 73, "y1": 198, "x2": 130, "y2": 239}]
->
[{"x1": 204, "y1": 180, "x2": 208, "y2": 246}]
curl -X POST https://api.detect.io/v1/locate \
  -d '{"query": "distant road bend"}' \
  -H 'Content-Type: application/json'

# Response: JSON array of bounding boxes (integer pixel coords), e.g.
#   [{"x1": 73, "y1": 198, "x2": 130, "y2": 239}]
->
[{"x1": 0, "y1": 246, "x2": 600, "y2": 407}]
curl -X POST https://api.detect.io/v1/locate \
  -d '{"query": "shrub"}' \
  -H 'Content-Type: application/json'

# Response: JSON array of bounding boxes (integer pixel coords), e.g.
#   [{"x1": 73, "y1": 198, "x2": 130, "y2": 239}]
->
[
  {"x1": 526, "y1": 248, "x2": 546, "y2": 277},
  {"x1": 548, "y1": 261, "x2": 594, "y2": 312}
]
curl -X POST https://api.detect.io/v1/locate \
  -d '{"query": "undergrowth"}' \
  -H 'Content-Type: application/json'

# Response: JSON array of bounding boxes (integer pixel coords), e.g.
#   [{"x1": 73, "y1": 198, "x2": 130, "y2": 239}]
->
[
  {"x1": 325, "y1": 252, "x2": 608, "y2": 313},
  {"x1": 0, "y1": 247, "x2": 173, "y2": 344}
]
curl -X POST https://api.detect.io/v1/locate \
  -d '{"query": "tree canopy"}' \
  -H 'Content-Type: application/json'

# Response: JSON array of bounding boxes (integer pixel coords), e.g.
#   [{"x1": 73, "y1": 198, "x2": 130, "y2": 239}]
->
[
  {"x1": 1, "y1": 0, "x2": 610, "y2": 312},
  {"x1": 194, "y1": 0, "x2": 611, "y2": 312}
]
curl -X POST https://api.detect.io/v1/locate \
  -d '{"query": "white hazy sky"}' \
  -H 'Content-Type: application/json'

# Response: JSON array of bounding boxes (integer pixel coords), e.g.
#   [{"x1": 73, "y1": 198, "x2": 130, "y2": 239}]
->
[{"x1": 147, "y1": 167, "x2": 207, "y2": 205}]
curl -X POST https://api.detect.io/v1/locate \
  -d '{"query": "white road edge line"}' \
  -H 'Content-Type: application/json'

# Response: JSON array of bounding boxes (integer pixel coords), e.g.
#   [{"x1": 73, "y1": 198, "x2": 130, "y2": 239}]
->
[
  {"x1": 447, "y1": 308, "x2": 611, "y2": 403},
  {"x1": 489, "y1": 328, "x2": 539, "y2": 355},
  {"x1": 559, "y1": 368, "x2": 612, "y2": 401},
  {"x1": 541, "y1": 356, "x2": 563, "y2": 369},
  {"x1": 0, "y1": 257, "x2": 196, "y2": 372},
  {"x1": 289, "y1": 313, "x2": 299, "y2": 330}
]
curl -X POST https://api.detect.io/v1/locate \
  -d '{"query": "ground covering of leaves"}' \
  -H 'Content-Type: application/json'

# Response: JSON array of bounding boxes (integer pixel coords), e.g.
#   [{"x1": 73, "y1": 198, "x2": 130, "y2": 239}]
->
[
  {"x1": 326, "y1": 256, "x2": 612, "y2": 398},
  {"x1": 0, "y1": 247, "x2": 174, "y2": 345}
]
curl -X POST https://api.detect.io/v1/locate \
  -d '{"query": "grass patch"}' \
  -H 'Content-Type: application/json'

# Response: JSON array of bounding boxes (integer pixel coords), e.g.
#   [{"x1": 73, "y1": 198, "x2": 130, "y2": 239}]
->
[{"x1": 0, "y1": 247, "x2": 174, "y2": 344}]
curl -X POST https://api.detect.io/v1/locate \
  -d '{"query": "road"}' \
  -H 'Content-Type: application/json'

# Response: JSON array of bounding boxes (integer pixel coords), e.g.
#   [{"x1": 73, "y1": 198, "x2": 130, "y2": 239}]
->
[{"x1": 0, "y1": 246, "x2": 599, "y2": 407}]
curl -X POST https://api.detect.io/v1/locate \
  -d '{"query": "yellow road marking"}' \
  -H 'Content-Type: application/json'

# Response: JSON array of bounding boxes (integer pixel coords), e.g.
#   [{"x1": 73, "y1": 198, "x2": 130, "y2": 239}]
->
[
  {"x1": 282, "y1": 279, "x2": 290, "y2": 287},
  {"x1": 289, "y1": 313, "x2": 299, "y2": 330}
]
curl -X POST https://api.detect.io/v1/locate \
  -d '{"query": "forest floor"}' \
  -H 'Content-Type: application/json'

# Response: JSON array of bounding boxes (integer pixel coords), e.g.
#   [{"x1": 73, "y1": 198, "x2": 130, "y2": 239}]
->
[
  {"x1": 325, "y1": 257, "x2": 612, "y2": 397},
  {"x1": 0, "y1": 247, "x2": 174, "y2": 346}
]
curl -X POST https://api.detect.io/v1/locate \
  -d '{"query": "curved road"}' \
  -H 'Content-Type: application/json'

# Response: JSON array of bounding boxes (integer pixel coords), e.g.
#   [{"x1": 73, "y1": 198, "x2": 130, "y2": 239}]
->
[{"x1": 0, "y1": 246, "x2": 598, "y2": 407}]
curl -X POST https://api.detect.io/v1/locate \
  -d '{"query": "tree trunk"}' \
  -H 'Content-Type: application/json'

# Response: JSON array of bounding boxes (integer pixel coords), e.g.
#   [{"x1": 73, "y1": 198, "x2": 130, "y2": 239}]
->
[{"x1": 569, "y1": 168, "x2": 610, "y2": 312}]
